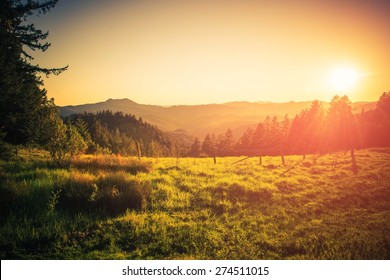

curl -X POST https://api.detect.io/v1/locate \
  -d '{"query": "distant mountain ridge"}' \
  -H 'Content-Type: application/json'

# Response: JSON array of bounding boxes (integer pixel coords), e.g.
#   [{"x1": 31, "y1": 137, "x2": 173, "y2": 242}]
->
[{"x1": 60, "y1": 99, "x2": 376, "y2": 138}]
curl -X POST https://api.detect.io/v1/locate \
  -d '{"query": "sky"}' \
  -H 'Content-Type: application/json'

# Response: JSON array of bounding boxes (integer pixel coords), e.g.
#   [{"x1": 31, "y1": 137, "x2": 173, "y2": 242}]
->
[{"x1": 32, "y1": 0, "x2": 390, "y2": 106}]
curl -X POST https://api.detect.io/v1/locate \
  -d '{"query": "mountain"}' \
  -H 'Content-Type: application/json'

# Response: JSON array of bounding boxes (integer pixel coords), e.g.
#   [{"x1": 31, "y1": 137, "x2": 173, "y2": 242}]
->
[{"x1": 60, "y1": 99, "x2": 376, "y2": 139}]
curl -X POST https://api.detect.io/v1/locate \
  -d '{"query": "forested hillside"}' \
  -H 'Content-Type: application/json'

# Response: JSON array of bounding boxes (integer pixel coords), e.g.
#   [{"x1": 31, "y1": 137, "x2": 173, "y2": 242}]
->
[
  {"x1": 60, "y1": 98, "x2": 376, "y2": 139},
  {"x1": 65, "y1": 111, "x2": 184, "y2": 157}
]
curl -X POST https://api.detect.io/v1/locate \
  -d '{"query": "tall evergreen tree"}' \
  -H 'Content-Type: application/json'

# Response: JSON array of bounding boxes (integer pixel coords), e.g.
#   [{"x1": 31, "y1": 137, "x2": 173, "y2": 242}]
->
[
  {"x1": 288, "y1": 112, "x2": 307, "y2": 155},
  {"x1": 235, "y1": 128, "x2": 254, "y2": 154},
  {"x1": 280, "y1": 115, "x2": 290, "y2": 163},
  {"x1": 288, "y1": 100, "x2": 325, "y2": 156},
  {"x1": 252, "y1": 122, "x2": 266, "y2": 154},
  {"x1": 219, "y1": 128, "x2": 234, "y2": 156},
  {"x1": 73, "y1": 118, "x2": 93, "y2": 147},
  {"x1": 188, "y1": 137, "x2": 201, "y2": 157},
  {"x1": 358, "y1": 91, "x2": 390, "y2": 147},
  {"x1": 202, "y1": 133, "x2": 216, "y2": 157},
  {"x1": 0, "y1": 0, "x2": 67, "y2": 148},
  {"x1": 326, "y1": 95, "x2": 358, "y2": 151},
  {"x1": 377, "y1": 91, "x2": 390, "y2": 117}
]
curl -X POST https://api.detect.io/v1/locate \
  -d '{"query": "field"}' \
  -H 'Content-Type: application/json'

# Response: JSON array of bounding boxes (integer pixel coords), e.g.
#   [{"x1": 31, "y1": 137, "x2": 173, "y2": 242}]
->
[{"x1": 1, "y1": 149, "x2": 390, "y2": 259}]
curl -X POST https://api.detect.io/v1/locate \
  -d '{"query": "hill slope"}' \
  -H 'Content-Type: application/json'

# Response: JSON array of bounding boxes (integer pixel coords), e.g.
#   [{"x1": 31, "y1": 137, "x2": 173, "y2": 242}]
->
[{"x1": 60, "y1": 99, "x2": 376, "y2": 138}]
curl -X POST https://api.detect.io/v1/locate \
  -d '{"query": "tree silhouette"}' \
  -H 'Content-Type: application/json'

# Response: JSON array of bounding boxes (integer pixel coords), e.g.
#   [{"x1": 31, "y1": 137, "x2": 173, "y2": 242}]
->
[
  {"x1": 252, "y1": 120, "x2": 267, "y2": 155},
  {"x1": 375, "y1": 92, "x2": 390, "y2": 146},
  {"x1": 377, "y1": 92, "x2": 390, "y2": 117},
  {"x1": 326, "y1": 95, "x2": 359, "y2": 173},
  {"x1": 217, "y1": 129, "x2": 234, "y2": 156},
  {"x1": 202, "y1": 133, "x2": 216, "y2": 156},
  {"x1": 326, "y1": 95, "x2": 358, "y2": 151},
  {"x1": 288, "y1": 100, "x2": 325, "y2": 158},
  {"x1": 0, "y1": 0, "x2": 67, "y2": 149},
  {"x1": 359, "y1": 91, "x2": 390, "y2": 147},
  {"x1": 305, "y1": 100, "x2": 325, "y2": 153},
  {"x1": 280, "y1": 115, "x2": 290, "y2": 164},
  {"x1": 189, "y1": 137, "x2": 201, "y2": 157},
  {"x1": 288, "y1": 111, "x2": 307, "y2": 156},
  {"x1": 235, "y1": 128, "x2": 254, "y2": 155}
]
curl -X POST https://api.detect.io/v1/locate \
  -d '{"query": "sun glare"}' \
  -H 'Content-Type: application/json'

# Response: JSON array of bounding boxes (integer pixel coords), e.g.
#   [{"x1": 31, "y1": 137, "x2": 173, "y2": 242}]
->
[{"x1": 330, "y1": 67, "x2": 360, "y2": 92}]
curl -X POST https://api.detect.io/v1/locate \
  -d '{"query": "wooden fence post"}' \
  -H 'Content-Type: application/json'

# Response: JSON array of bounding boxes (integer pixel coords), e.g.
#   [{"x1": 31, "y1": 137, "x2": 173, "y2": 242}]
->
[
  {"x1": 136, "y1": 141, "x2": 141, "y2": 160},
  {"x1": 351, "y1": 148, "x2": 358, "y2": 174}
]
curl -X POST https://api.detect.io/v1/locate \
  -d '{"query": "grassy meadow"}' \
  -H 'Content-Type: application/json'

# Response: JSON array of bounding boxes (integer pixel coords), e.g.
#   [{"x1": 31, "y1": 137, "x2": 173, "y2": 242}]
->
[{"x1": 1, "y1": 149, "x2": 390, "y2": 259}]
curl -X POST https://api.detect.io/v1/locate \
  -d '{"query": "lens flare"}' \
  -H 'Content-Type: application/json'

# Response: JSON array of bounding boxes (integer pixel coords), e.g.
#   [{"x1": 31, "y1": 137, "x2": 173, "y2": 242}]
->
[{"x1": 330, "y1": 67, "x2": 360, "y2": 92}]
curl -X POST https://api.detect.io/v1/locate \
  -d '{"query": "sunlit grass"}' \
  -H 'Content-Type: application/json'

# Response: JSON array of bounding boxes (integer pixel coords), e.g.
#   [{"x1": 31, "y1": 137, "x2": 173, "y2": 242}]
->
[
  {"x1": 1, "y1": 149, "x2": 390, "y2": 259},
  {"x1": 70, "y1": 154, "x2": 152, "y2": 174}
]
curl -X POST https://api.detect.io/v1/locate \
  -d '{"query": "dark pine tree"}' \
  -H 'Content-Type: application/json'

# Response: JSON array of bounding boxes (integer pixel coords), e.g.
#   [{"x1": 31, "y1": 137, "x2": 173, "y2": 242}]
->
[
  {"x1": 0, "y1": 0, "x2": 67, "y2": 150},
  {"x1": 326, "y1": 95, "x2": 359, "y2": 173},
  {"x1": 188, "y1": 137, "x2": 201, "y2": 157}
]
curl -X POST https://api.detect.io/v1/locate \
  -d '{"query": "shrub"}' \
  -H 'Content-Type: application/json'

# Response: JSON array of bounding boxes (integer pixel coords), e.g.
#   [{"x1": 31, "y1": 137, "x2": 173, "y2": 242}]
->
[
  {"x1": 71, "y1": 155, "x2": 152, "y2": 174},
  {"x1": 57, "y1": 171, "x2": 96, "y2": 212},
  {"x1": 57, "y1": 171, "x2": 152, "y2": 215}
]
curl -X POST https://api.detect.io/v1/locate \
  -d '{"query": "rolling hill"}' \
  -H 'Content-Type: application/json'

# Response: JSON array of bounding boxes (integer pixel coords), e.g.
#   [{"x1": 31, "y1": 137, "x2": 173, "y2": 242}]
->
[{"x1": 60, "y1": 99, "x2": 376, "y2": 139}]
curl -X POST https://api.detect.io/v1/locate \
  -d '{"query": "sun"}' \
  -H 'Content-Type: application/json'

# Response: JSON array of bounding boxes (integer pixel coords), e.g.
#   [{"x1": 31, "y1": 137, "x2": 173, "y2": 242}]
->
[{"x1": 330, "y1": 67, "x2": 360, "y2": 92}]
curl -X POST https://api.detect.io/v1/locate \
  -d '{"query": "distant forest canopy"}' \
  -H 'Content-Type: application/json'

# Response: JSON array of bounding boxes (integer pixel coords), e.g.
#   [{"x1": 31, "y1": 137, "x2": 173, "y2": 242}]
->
[
  {"x1": 59, "y1": 98, "x2": 377, "y2": 139},
  {"x1": 59, "y1": 92, "x2": 390, "y2": 159},
  {"x1": 64, "y1": 111, "x2": 185, "y2": 157},
  {"x1": 189, "y1": 92, "x2": 390, "y2": 158}
]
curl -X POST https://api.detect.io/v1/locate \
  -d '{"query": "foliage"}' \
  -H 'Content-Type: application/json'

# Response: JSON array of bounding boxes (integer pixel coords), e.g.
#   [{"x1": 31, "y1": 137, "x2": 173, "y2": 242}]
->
[
  {"x1": 358, "y1": 91, "x2": 390, "y2": 147},
  {"x1": 216, "y1": 128, "x2": 234, "y2": 156},
  {"x1": 31, "y1": 100, "x2": 87, "y2": 161},
  {"x1": 66, "y1": 124, "x2": 88, "y2": 157},
  {"x1": 288, "y1": 100, "x2": 326, "y2": 155},
  {"x1": 70, "y1": 155, "x2": 152, "y2": 174},
  {"x1": 73, "y1": 118, "x2": 93, "y2": 147},
  {"x1": 56, "y1": 170, "x2": 152, "y2": 215},
  {"x1": 192, "y1": 94, "x2": 390, "y2": 158},
  {"x1": 66, "y1": 111, "x2": 176, "y2": 157},
  {"x1": 0, "y1": 0, "x2": 66, "y2": 148},
  {"x1": 35, "y1": 100, "x2": 67, "y2": 161},
  {"x1": 188, "y1": 137, "x2": 201, "y2": 157},
  {"x1": 201, "y1": 133, "x2": 217, "y2": 157},
  {"x1": 325, "y1": 95, "x2": 357, "y2": 151}
]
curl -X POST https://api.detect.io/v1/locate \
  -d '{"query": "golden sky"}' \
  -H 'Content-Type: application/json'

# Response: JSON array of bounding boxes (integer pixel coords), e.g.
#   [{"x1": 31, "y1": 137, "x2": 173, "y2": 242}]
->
[{"x1": 34, "y1": 0, "x2": 390, "y2": 105}]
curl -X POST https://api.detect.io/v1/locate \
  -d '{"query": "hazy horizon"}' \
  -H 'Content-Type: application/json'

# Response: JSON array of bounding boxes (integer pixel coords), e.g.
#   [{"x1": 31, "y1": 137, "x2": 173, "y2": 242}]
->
[
  {"x1": 61, "y1": 96, "x2": 378, "y2": 108},
  {"x1": 31, "y1": 0, "x2": 390, "y2": 106}
]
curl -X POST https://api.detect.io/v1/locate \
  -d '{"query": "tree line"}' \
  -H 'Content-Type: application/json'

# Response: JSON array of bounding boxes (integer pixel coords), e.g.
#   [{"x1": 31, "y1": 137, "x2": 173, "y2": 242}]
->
[
  {"x1": 64, "y1": 111, "x2": 185, "y2": 158},
  {"x1": 189, "y1": 93, "x2": 390, "y2": 159}
]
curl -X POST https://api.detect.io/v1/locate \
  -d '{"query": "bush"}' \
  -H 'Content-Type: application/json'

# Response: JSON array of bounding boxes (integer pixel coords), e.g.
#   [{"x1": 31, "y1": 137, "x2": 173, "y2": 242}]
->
[
  {"x1": 57, "y1": 171, "x2": 152, "y2": 215},
  {"x1": 70, "y1": 155, "x2": 152, "y2": 174}
]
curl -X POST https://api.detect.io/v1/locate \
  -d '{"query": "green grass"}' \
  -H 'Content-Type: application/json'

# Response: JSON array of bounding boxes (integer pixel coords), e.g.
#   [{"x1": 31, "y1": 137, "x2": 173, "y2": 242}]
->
[{"x1": 1, "y1": 150, "x2": 390, "y2": 259}]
